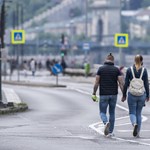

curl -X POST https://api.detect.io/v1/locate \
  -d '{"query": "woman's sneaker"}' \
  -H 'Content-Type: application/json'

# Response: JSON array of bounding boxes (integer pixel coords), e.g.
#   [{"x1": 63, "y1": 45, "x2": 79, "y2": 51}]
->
[
  {"x1": 133, "y1": 124, "x2": 138, "y2": 137},
  {"x1": 104, "y1": 122, "x2": 110, "y2": 136}
]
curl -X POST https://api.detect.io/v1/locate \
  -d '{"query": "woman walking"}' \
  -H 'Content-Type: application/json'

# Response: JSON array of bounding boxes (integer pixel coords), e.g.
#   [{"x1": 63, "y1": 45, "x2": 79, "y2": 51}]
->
[{"x1": 121, "y1": 54, "x2": 149, "y2": 137}]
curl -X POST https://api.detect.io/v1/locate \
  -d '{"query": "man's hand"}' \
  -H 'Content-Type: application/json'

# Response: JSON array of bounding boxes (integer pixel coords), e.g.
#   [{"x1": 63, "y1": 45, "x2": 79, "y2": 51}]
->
[
  {"x1": 121, "y1": 96, "x2": 126, "y2": 102},
  {"x1": 91, "y1": 95, "x2": 99, "y2": 102}
]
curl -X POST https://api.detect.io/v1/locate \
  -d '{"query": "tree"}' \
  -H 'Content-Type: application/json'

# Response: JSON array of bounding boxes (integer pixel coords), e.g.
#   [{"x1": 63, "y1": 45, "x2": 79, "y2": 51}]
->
[
  {"x1": 141, "y1": 0, "x2": 150, "y2": 7},
  {"x1": 129, "y1": 0, "x2": 142, "y2": 10}
]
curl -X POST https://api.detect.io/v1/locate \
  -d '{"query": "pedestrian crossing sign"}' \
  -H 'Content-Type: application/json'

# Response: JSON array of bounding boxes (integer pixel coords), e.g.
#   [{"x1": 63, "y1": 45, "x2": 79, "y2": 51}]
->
[
  {"x1": 114, "y1": 33, "x2": 128, "y2": 47},
  {"x1": 11, "y1": 30, "x2": 25, "y2": 44}
]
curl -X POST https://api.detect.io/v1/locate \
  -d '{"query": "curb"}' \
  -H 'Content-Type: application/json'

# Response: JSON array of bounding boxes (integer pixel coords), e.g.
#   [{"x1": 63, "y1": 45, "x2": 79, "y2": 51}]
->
[
  {"x1": 2, "y1": 80, "x2": 67, "y2": 88},
  {"x1": 0, "y1": 103, "x2": 28, "y2": 115}
]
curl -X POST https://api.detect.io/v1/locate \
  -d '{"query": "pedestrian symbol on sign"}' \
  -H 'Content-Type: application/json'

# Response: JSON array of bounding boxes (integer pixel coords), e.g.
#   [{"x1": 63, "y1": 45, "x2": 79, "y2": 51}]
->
[
  {"x1": 14, "y1": 33, "x2": 22, "y2": 41},
  {"x1": 118, "y1": 36, "x2": 126, "y2": 44}
]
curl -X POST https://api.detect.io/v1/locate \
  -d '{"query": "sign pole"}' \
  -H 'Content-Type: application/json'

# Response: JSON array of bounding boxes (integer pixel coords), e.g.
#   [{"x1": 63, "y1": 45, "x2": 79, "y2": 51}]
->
[
  {"x1": 11, "y1": 29, "x2": 25, "y2": 82},
  {"x1": 114, "y1": 33, "x2": 128, "y2": 66},
  {"x1": 51, "y1": 63, "x2": 63, "y2": 85},
  {"x1": 119, "y1": 47, "x2": 122, "y2": 66},
  {"x1": 56, "y1": 75, "x2": 58, "y2": 86},
  {"x1": 83, "y1": 42, "x2": 90, "y2": 60},
  {"x1": 17, "y1": 45, "x2": 20, "y2": 81}
]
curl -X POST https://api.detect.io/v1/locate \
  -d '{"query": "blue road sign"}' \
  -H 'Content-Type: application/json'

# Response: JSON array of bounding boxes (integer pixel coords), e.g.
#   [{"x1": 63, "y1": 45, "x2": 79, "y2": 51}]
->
[
  {"x1": 83, "y1": 42, "x2": 90, "y2": 50},
  {"x1": 52, "y1": 64, "x2": 63, "y2": 75},
  {"x1": 117, "y1": 36, "x2": 126, "y2": 44}
]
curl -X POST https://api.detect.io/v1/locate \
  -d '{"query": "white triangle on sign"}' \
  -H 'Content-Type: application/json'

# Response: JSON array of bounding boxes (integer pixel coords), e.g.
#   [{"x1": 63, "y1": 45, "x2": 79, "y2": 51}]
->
[
  {"x1": 118, "y1": 37, "x2": 125, "y2": 44},
  {"x1": 15, "y1": 33, "x2": 22, "y2": 40}
]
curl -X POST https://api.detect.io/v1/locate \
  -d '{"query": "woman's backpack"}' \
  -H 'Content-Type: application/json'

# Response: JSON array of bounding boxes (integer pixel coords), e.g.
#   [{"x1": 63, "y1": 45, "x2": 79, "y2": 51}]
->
[{"x1": 128, "y1": 67, "x2": 145, "y2": 96}]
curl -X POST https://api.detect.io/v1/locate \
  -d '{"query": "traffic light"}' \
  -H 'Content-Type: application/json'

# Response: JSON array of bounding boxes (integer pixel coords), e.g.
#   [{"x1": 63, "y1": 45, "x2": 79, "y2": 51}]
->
[
  {"x1": 61, "y1": 50, "x2": 65, "y2": 57},
  {"x1": 60, "y1": 50, "x2": 67, "y2": 56},
  {"x1": 61, "y1": 34, "x2": 65, "y2": 44}
]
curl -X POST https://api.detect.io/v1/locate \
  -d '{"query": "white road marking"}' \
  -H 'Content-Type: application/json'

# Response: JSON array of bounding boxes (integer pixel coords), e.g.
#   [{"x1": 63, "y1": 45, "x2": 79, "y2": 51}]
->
[
  {"x1": 116, "y1": 104, "x2": 128, "y2": 111},
  {"x1": 3, "y1": 88, "x2": 22, "y2": 104},
  {"x1": 141, "y1": 139, "x2": 150, "y2": 141},
  {"x1": 69, "y1": 87, "x2": 150, "y2": 146},
  {"x1": 118, "y1": 130, "x2": 150, "y2": 133}
]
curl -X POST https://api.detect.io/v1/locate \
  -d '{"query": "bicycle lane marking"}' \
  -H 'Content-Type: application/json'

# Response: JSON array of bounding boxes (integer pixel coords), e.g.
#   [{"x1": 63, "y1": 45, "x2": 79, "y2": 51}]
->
[{"x1": 68, "y1": 87, "x2": 150, "y2": 146}]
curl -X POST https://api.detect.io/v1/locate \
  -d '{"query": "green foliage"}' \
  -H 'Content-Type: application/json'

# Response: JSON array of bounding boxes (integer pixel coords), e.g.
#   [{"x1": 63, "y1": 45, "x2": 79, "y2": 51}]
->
[
  {"x1": 141, "y1": 0, "x2": 150, "y2": 7},
  {"x1": 122, "y1": 18, "x2": 129, "y2": 33},
  {"x1": 37, "y1": 32, "x2": 60, "y2": 41},
  {"x1": 69, "y1": 7, "x2": 82, "y2": 18}
]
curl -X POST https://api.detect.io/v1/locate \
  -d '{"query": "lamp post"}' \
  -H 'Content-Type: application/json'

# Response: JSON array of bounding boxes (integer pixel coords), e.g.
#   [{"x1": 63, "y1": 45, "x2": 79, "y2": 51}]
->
[
  {"x1": 18, "y1": 3, "x2": 24, "y2": 63},
  {"x1": 119, "y1": 0, "x2": 123, "y2": 66},
  {"x1": 15, "y1": 2, "x2": 24, "y2": 81},
  {"x1": 85, "y1": 0, "x2": 88, "y2": 38},
  {"x1": 69, "y1": 20, "x2": 75, "y2": 60},
  {"x1": 0, "y1": 0, "x2": 12, "y2": 104},
  {"x1": 84, "y1": 0, "x2": 89, "y2": 61},
  {"x1": 0, "y1": 0, "x2": 5, "y2": 105}
]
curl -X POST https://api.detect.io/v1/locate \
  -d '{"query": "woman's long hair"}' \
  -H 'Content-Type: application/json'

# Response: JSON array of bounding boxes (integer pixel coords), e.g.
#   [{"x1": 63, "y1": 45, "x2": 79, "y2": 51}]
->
[{"x1": 134, "y1": 55, "x2": 143, "y2": 69}]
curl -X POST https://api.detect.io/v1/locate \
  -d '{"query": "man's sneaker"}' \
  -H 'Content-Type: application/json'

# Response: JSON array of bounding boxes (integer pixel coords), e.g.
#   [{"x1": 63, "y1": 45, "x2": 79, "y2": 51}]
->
[
  {"x1": 104, "y1": 122, "x2": 110, "y2": 136},
  {"x1": 133, "y1": 124, "x2": 138, "y2": 137},
  {"x1": 106, "y1": 133, "x2": 115, "y2": 138},
  {"x1": 135, "y1": 133, "x2": 140, "y2": 138}
]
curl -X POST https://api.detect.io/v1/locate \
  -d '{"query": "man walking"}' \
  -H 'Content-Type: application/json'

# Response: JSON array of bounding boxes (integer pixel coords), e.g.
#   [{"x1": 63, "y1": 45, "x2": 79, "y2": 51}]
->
[{"x1": 92, "y1": 53, "x2": 123, "y2": 137}]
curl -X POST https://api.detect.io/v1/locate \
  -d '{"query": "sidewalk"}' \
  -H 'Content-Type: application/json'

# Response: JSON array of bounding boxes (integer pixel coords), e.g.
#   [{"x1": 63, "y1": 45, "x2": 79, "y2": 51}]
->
[{"x1": 2, "y1": 69, "x2": 95, "y2": 86}]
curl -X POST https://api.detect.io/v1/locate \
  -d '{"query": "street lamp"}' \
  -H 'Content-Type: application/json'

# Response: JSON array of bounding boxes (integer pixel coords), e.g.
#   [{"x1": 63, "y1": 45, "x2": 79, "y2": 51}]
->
[
  {"x1": 0, "y1": 0, "x2": 12, "y2": 105},
  {"x1": 14, "y1": 2, "x2": 24, "y2": 81},
  {"x1": 85, "y1": 0, "x2": 88, "y2": 38},
  {"x1": 18, "y1": 3, "x2": 24, "y2": 64},
  {"x1": 0, "y1": 0, "x2": 6, "y2": 105}
]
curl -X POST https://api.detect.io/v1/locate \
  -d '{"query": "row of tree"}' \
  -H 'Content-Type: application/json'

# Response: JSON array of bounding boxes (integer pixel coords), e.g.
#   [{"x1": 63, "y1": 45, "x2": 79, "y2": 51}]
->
[
  {"x1": 6, "y1": 0, "x2": 61, "y2": 27},
  {"x1": 122, "y1": 0, "x2": 150, "y2": 10}
]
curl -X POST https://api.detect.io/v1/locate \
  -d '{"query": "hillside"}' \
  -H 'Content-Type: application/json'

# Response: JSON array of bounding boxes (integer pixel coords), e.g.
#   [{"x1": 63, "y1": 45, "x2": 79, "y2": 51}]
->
[{"x1": 6, "y1": 0, "x2": 62, "y2": 27}]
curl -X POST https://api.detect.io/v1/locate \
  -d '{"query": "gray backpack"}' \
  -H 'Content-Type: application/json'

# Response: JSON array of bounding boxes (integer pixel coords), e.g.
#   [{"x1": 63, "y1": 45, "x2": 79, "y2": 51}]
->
[{"x1": 128, "y1": 67, "x2": 145, "y2": 96}]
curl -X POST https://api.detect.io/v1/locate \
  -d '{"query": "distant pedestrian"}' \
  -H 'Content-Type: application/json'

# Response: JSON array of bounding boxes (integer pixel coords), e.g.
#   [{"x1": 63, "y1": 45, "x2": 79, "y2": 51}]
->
[
  {"x1": 38, "y1": 61, "x2": 42, "y2": 70},
  {"x1": 92, "y1": 53, "x2": 123, "y2": 137},
  {"x1": 84, "y1": 60, "x2": 90, "y2": 78},
  {"x1": 23, "y1": 60, "x2": 28, "y2": 77},
  {"x1": 10, "y1": 59, "x2": 16, "y2": 75},
  {"x1": 30, "y1": 58, "x2": 36, "y2": 76},
  {"x1": 61, "y1": 57, "x2": 67, "y2": 75},
  {"x1": 121, "y1": 54, "x2": 149, "y2": 137}
]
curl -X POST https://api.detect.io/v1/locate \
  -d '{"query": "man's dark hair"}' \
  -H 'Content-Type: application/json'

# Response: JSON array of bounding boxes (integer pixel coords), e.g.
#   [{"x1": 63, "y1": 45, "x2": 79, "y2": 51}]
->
[{"x1": 106, "y1": 53, "x2": 114, "y2": 61}]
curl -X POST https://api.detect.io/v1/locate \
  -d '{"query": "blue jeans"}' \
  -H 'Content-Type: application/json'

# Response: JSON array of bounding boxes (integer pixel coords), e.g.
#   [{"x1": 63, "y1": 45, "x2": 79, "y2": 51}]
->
[
  {"x1": 127, "y1": 92, "x2": 146, "y2": 132},
  {"x1": 99, "y1": 95, "x2": 117, "y2": 133}
]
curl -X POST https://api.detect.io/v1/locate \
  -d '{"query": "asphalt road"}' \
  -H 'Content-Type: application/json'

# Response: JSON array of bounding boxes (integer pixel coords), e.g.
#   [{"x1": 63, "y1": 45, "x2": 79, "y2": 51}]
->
[{"x1": 1, "y1": 81, "x2": 150, "y2": 150}]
